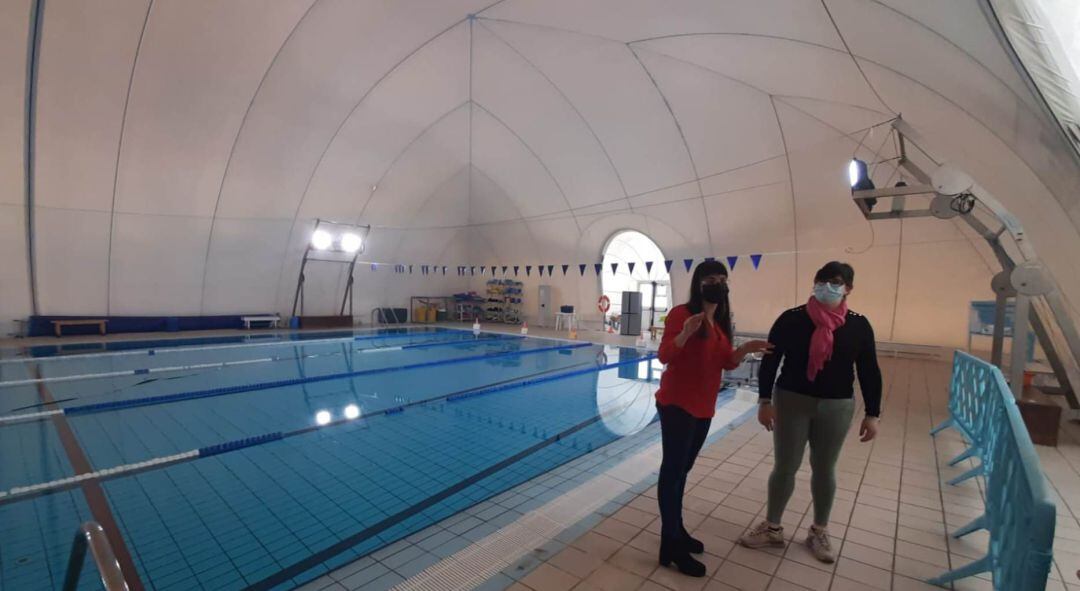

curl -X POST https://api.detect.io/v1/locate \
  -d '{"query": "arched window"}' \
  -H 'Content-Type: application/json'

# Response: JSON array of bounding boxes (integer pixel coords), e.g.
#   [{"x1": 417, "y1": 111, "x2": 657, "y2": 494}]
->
[{"x1": 600, "y1": 231, "x2": 671, "y2": 328}]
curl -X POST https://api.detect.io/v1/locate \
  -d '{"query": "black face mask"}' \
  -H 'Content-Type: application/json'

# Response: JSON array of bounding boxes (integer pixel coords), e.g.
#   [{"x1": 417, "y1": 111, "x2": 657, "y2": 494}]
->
[{"x1": 701, "y1": 282, "x2": 728, "y2": 304}]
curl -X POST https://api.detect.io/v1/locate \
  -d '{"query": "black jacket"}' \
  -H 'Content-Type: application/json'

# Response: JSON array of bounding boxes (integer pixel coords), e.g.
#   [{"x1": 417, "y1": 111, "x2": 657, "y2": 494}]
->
[{"x1": 758, "y1": 305, "x2": 882, "y2": 417}]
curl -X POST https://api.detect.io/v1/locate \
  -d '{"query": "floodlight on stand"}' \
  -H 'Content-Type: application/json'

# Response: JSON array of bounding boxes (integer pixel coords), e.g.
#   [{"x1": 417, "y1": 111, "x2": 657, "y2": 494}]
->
[
  {"x1": 311, "y1": 229, "x2": 333, "y2": 250},
  {"x1": 340, "y1": 232, "x2": 363, "y2": 254}
]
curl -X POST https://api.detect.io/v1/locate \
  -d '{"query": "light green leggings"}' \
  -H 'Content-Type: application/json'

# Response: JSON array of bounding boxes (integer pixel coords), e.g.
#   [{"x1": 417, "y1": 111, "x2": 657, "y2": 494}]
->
[{"x1": 766, "y1": 388, "x2": 855, "y2": 526}]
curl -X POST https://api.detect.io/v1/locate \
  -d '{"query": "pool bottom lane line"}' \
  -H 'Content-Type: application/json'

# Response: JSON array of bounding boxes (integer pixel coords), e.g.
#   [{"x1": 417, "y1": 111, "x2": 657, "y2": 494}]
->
[
  {"x1": 25, "y1": 361, "x2": 147, "y2": 591},
  {"x1": 0, "y1": 356, "x2": 647, "y2": 504},
  {"x1": 243, "y1": 355, "x2": 660, "y2": 591}
]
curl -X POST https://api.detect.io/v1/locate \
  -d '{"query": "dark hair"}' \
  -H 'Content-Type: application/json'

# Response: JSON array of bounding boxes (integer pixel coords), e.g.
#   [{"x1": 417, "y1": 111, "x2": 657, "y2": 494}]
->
[
  {"x1": 814, "y1": 261, "x2": 855, "y2": 288},
  {"x1": 686, "y1": 260, "x2": 732, "y2": 339}
]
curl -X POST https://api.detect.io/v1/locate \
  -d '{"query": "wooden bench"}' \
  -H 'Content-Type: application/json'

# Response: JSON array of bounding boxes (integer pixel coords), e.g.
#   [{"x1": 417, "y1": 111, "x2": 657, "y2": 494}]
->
[
  {"x1": 241, "y1": 315, "x2": 280, "y2": 329},
  {"x1": 52, "y1": 319, "x2": 107, "y2": 337}
]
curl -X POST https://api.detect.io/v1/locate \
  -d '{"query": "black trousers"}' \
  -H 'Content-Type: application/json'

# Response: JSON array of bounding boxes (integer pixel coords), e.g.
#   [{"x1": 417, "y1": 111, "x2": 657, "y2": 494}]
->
[{"x1": 657, "y1": 404, "x2": 712, "y2": 541}]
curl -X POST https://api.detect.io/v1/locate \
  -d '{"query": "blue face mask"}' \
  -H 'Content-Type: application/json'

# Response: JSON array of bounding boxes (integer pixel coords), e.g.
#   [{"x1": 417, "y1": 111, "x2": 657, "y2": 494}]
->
[{"x1": 813, "y1": 282, "x2": 846, "y2": 305}]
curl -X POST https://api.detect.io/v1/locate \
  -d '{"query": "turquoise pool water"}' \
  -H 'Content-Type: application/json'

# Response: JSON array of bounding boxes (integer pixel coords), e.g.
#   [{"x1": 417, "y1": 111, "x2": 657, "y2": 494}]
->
[{"x1": 0, "y1": 328, "x2": 665, "y2": 590}]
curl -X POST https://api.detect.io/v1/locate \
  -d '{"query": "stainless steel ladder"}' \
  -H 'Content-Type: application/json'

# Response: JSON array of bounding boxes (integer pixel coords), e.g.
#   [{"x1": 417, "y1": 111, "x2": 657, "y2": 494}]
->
[{"x1": 62, "y1": 522, "x2": 129, "y2": 591}]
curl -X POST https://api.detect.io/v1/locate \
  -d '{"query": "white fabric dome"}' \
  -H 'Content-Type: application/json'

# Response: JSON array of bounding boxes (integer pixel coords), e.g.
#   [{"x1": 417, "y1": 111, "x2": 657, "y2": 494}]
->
[{"x1": 3, "y1": 0, "x2": 1079, "y2": 348}]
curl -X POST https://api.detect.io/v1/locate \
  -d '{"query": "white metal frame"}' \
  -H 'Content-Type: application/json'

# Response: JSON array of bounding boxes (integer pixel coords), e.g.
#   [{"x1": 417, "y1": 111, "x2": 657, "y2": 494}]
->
[{"x1": 852, "y1": 118, "x2": 1080, "y2": 414}]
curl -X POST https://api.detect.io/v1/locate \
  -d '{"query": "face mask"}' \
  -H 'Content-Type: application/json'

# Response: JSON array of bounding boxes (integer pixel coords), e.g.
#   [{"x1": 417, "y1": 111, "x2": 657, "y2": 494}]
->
[
  {"x1": 813, "y1": 282, "x2": 846, "y2": 305},
  {"x1": 701, "y1": 282, "x2": 729, "y2": 304}
]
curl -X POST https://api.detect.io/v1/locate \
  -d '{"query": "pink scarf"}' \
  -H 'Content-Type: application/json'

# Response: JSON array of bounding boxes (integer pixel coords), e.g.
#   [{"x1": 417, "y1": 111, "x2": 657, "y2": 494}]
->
[{"x1": 806, "y1": 296, "x2": 847, "y2": 381}]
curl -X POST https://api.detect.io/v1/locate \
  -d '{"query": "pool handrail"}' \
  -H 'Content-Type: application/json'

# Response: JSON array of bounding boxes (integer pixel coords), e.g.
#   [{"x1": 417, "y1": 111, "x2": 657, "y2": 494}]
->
[{"x1": 62, "y1": 521, "x2": 129, "y2": 591}]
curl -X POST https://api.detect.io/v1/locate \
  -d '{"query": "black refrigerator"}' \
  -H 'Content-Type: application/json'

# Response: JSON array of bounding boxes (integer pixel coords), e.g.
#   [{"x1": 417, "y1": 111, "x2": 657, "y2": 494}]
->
[{"x1": 620, "y1": 291, "x2": 642, "y2": 336}]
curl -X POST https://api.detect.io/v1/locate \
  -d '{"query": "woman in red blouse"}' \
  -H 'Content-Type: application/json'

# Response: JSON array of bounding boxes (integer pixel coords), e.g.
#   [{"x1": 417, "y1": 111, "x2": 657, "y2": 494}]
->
[{"x1": 655, "y1": 260, "x2": 772, "y2": 577}]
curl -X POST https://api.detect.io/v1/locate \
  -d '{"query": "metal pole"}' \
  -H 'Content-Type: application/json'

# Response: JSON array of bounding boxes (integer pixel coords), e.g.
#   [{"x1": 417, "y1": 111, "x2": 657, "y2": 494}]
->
[
  {"x1": 991, "y1": 291, "x2": 1008, "y2": 368},
  {"x1": 1010, "y1": 294, "x2": 1031, "y2": 399}
]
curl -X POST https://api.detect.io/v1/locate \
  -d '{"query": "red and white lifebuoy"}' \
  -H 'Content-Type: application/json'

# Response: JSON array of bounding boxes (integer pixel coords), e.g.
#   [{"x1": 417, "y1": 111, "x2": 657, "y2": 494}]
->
[{"x1": 597, "y1": 295, "x2": 611, "y2": 314}]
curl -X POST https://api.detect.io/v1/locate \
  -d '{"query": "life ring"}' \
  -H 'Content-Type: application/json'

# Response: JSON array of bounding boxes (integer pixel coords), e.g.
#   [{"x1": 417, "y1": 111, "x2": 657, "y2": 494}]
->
[{"x1": 597, "y1": 295, "x2": 611, "y2": 314}]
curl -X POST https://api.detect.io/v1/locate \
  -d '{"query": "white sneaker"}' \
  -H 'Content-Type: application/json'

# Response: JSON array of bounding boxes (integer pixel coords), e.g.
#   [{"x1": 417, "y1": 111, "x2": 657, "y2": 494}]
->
[
  {"x1": 738, "y1": 521, "x2": 785, "y2": 549},
  {"x1": 806, "y1": 525, "x2": 835, "y2": 563}
]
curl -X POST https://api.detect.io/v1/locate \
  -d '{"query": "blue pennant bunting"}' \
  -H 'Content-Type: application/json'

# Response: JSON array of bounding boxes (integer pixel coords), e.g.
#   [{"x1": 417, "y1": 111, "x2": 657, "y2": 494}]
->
[
  {"x1": 750, "y1": 254, "x2": 762, "y2": 270},
  {"x1": 562, "y1": 264, "x2": 569, "y2": 276},
  {"x1": 727, "y1": 256, "x2": 738, "y2": 270},
  {"x1": 408, "y1": 265, "x2": 413, "y2": 274},
  {"x1": 547, "y1": 265, "x2": 554, "y2": 276},
  {"x1": 469, "y1": 266, "x2": 475, "y2": 276},
  {"x1": 502, "y1": 266, "x2": 508, "y2": 274},
  {"x1": 579, "y1": 264, "x2": 587, "y2": 276},
  {"x1": 442, "y1": 266, "x2": 447, "y2": 275},
  {"x1": 514, "y1": 266, "x2": 520, "y2": 276},
  {"x1": 526, "y1": 265, "x2": 532, "y2": 276},
  {"x1": 538, "y1": 266, "x2": 544, "y2": 276},
  {"x1": 684, "y1": 259, "x2": 693, "y2": 272},
  {"x1": 480, "y1": 266, "x2": 486, "y2": 275},
  {"x1": 628, "y1": 262, "x2": 636, "y2": 274},
  {"x1": 610, "y1": 262, "x2": 618, "y2": 275},
  {"x1": 594, "y1": 263, "x2": 602, "y2": 276},
  {"x1": 665, "y1": 260, "x2": 673, "y2": 273},
  {"x1": 645, "y1": 261, "x2": 653, "y2": 274}
]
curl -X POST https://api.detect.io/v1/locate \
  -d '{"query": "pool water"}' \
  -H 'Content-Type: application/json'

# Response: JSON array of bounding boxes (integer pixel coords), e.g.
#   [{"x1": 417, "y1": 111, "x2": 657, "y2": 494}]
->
[{"x1": 0, "y1": 328, "x2": 687, "y2": 590}]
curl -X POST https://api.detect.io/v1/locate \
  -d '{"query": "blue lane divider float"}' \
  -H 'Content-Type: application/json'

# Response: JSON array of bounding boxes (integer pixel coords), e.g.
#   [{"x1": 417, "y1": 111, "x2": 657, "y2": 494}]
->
[
  {"x1": 199, "y1": 432, "x2": 284, "y2": 458},
  {"x1": 62, "y1": 342, "x2": 593, "y2": 416}
]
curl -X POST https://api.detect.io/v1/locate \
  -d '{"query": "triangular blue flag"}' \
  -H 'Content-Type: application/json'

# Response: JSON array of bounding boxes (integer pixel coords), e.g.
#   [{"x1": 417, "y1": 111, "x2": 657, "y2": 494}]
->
[
  {"x1": 683, "y1": 259, "x2": 693, "y2": 272},
  {"x1": 408, "y1": 265, "x2": 413, "y2": 274},
  {"x1": 526, "y1": 265, "x2": 532, "y2": 276},
  {"x1": 502, "y1": 266, "x2": 508, "y2": 274},
  {"x1": 442, "y1": 266, "x2": 447, "y2": 275},
  {"x1": 579, "y1": 264, "x2": 587, "y2": 276},
  {"x1": 645, "y1": 261, "x2": 653, "y2": 274},
  {"x1": 538, "y1": 266, "x2": 544, "y2": 276},
  {"x1": 514, "y1": 266, "x2": 519, "y2": 276},
  {"x1": 594, "y1": 263, "x2": 602, "y2": 276},
  {"x1": 727, "y1": 256, "x2": 738, "y2": 270},
  {"x1": 562, "y1": 264, "x2": 569, "y2": 275},
  {"x1": 547, "y1": 265, "x2": 554, "y2": 276},
  {"x1": 665, "y1": 260, "x2": 673, "y2": 273},
  {"x1": 627, "y1": 262, "x2": 636, "y2": 274},
  {"x1": 610, "y1": 262, "x2": 618, "y2": 275},
  {"x1": 469, "y1": 266, "x2": 475, "y2": 276}
]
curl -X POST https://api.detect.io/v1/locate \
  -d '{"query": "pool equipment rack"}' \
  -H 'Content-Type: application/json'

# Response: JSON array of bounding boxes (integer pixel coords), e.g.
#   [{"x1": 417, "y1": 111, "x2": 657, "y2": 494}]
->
[
  {"x1": 291, "y1": 218, "x2": 371, "y2": 319},
  {"x1": 853, "y1": 117, "x2": 1080, "y2": 417},
  {"x1": 62, "y1": 521, "x2": 129, "y2": 591}
]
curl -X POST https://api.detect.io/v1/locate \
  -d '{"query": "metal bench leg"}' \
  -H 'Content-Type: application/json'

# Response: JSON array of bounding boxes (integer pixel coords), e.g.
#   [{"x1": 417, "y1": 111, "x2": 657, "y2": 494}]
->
[
  {"x1": 951, "y1": 513, "x2": 988, "y2": 538},
  {"x1": 948, "y1": 445, "x2": 979, "y2": 466},
  {"x1": 930, "y1": 417, "x2": 953, "y2": 435},
  {"x1": 947, "y1": 464, "x2": 983, "y2": 486},
  {"x1": 927, "y1": 555, "x2": 992, "y2": 587}
]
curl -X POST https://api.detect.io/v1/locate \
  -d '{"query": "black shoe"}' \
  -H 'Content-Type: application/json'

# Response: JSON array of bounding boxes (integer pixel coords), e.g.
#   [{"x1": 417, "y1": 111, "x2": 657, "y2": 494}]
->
[
  {"x1": 681, "y1": 526, "x2": 704, "y2": 554},
  {"x1": 659, "y1": 537, "x2": 706, "y2": 577}
]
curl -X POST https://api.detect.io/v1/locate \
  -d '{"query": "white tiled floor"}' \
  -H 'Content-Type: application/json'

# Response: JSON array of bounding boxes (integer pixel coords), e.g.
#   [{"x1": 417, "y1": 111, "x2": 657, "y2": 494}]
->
[{"x1": 301, "y1": 354, "x2": 1080, "y2": 591}]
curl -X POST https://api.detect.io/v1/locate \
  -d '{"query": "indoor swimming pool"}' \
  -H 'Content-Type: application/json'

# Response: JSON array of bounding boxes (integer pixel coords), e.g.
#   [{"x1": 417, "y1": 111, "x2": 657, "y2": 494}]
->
[{"x1": 0, "y1": 328, "x2": 682, "y2": 590}]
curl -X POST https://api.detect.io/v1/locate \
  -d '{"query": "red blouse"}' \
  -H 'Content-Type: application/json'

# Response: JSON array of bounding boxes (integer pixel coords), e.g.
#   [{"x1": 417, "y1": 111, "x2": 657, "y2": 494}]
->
[{"x1": 655, "y1": 304, "x2": 740, "y2": 418}]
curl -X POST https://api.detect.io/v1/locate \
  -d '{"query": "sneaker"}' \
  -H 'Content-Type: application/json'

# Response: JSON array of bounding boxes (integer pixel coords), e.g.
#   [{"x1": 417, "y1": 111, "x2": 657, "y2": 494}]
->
[
  {"x1": 738, "y1": 521, "x2": 785, "y2": 549},
  {"x1": 806, "y1": 525, "x2": 835, "y2": 563}
]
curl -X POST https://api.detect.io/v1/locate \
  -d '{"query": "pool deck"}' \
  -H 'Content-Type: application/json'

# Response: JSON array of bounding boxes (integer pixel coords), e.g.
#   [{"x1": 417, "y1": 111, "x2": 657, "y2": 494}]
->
[{"x1": 298, "y1": 354, "x2": 1080, "y2": 591}]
